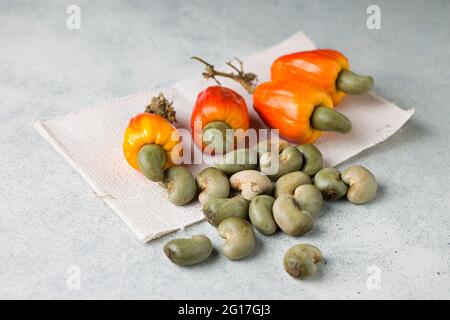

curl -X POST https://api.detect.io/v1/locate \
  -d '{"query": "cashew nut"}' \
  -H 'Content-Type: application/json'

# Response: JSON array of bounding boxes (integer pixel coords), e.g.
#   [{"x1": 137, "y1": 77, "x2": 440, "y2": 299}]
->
[
  {"x1": 259, "y1": 146, "x2": 303, "y2": 180},
  {"x1": 137, "y1": 144, "x2": 167, "y2": 182},
  {"x1": 163, "y1": 235, "x2": 213, "y2": 266},
  {"x1": 342, "y1": 165, "x2": 377, "y2": 204},
  {"x1": 249, "y1": 195, "x2": 277, "y2": 235},
  {"x1": 274, "y1": 171, "x2": 312, "y2": 198},
  {"x1": 284, "y1": 244, "x2": 323, "y2": 279},
  {"x1": 202, "y1": 121, "x2": 234, "y2": 154},
  {"x1": 202, "y1": 197, "x2": 249, "y2": 227},
  {"x1": 296, "y1": 144, "x2": 324, "y2": 176},
  {"x1": 196, "y1": 167, "x2": 230, "y2": 205},
  {"x1": 215, "y1": 148, "x2": 258, "y2": 175},
  {"x1": 162, "y1": 166, "x2": 197, "y2": 205},
  {"x1": 218, "y1": 217, "x2": 256, "y2": 260},
  {"x1": 253, "y1": 139, "x2": 290, "y2": 156},
  {"x1": 293, "y1": 184, "x2": 323, "y2": 217},
  {"x1": 313, "y1": 168, "x2": 348, "y2": 200},
  {"x1": 272, "y1": 195, "x2": 314, "y2": 236},
  {"x1": 229, "y1": 170, "x2": 273, "y2": 201}
]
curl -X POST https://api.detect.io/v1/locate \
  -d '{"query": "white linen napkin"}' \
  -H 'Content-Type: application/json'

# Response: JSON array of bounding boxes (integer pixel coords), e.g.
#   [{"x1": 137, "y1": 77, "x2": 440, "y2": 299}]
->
[{"x1": 34, "y1": 32, "x2": 414, "y2": 242}]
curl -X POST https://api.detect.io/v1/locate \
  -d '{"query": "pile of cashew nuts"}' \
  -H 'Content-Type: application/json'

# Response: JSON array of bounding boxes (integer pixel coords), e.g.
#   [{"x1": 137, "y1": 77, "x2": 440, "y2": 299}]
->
[{"x1": 163, "y1": 141, "x2": 377, "y2": 279}]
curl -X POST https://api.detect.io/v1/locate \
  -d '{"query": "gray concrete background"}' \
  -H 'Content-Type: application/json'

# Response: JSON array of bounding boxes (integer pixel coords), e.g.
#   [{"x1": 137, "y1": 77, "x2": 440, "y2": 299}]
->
[{"x1": 1, "y1": 0, "x2": 449, "y2": 299}]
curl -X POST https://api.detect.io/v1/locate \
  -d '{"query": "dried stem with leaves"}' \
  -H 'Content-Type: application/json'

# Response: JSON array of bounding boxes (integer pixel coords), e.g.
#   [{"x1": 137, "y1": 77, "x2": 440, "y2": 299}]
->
[{"x1": 145, "y1": 93, "x2": 177, "y2": 124}]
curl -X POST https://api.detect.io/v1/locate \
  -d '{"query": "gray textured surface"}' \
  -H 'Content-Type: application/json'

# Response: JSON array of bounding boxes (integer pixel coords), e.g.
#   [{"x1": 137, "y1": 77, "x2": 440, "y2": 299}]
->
[{"x1": 0, "y1": 0, "x2": 449, "y2": 299}]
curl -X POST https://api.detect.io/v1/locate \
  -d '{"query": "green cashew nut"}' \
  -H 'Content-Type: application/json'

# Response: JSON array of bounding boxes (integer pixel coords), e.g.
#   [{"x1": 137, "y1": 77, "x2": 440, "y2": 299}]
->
[
  {"x1": 162, "y1": 166, "x2": 197, "y2": 205},
  {"x1": 229, "y1": 170, "x2": 273, "y2": 201},
  {"x1": 296, "y1": 144, "x2": 324, "y2": 176},
  {"x1": 337, "y1": 70, "x2": 374, "y2": 95},
  {"x1": 218, "y1": 217, "x2": 256, "y2": 260},
  {"x1": 260, "y1": 146, "x2": 303, "y2": 180},
  {"x1": 249, "y1": 195, "x2": 277, "y2": 235},
  {"x1": 202, "y1": 121, "x2": 234, "y2": 154},
  {"x1": 272, "y1": 195, "x2": 314, "y2": 236},
  {"x1": 253, "y1": 139, "x2": 290, "y2": 156},
  {"x1": 196, "y1": 167, "x2": 230, "y2": 205},
  {"x1": 163, "y1": 235, "x2": 213, "y2": 266},
  {"x1": 202, "y1": 197, "x2": 249, "y2": 227},
  {"x1": 274, "y1": 171, "x2": 311, "y2": 198},
  {"x1": 137, "y1": 144, "x2": 167, "y2": 182},
  {"x1": 313, "y1": 168, "x2": 348, "y2": 200},
  {"x1": 342, "y1": 165, "x2": 377, "y2": 204},
  {"x1": 294, "y1": 184, "x2": 323, "y2": 217},
  {"x1": 310, "y1": 106, "x2": 352, "y2": 133},
  {"x1": 215, "y1": 148, "x2": 258, "y2": 175},
  {"x1": 284, "y1": 244, "x2": 323, "y2": 279}
]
